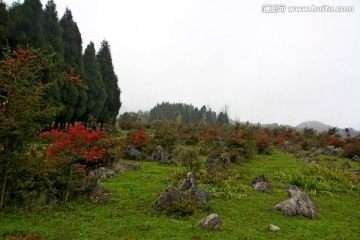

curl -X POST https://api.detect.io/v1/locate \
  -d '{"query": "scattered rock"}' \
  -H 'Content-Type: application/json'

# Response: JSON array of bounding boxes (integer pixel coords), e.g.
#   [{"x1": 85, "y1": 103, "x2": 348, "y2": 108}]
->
[
  {"x1": 304, "y1": 156, "x2": 318, "y2": 165},
  {"x1": 126, "y1": 146, "x2": 143, "y2": 160},
  {"x1": 352, "y1": 155, "x2": 359, "y2": 162},
  {"x1": 253, "y1": 182, "x2": 271, "y2": 194},
  {"x1": 269, "y1": 224, "x2": 280, "y2": 231},
  {"x1": 151, "y1": 145, "x2": 169, "y2": 161},
  {"x1": 92, "y1": 167, "x2": 116, "y2": 180},
  {"x1": 293, "y1": 152, "x2": 303, "y2": 158},
  {"x1": 251, "y1": 174, "x2": 270, "y2": 194},
  {"x1": 198, "y1": 214, "x2": 222, "y2": 230},
  {"x1": 315, "y1": 146, "x2": 343, "y2": 157},
  {"x1": 251, "y1": 174, "x2": 266, "y2": 185},
  {"x1": 274, "y1": 185, "x2": 318, "y2": 219},
  {"x1": 326, "y1": 158, "x2": 336, "y2": 169},
  {"x1": 112, "y1": 160, "x2": 140, "y2": 173},
  {"x1": 90, "y1": 184, "x2": 111, "y2": 204},
  {"x1": 154, "y1": 172, "x2": 212, "y2": 211},
  {"x1": 205, "y1": 152, "x2": 231, "y2": 173},
  {"x1": 342, "y1": 162, "x2": 351, "y2": 169}
]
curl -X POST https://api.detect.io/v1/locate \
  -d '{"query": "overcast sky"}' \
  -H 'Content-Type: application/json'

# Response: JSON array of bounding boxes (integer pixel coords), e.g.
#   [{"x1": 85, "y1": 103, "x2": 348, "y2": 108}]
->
[{"x1": 4, "y1": 0, "x2": 360, "y2": 129}]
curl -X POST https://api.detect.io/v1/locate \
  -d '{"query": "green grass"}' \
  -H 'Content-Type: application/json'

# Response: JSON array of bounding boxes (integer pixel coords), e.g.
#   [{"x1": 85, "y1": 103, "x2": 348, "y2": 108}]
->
[{"x1": 1, "y1": 150, "x2": 359, "y2": 239}]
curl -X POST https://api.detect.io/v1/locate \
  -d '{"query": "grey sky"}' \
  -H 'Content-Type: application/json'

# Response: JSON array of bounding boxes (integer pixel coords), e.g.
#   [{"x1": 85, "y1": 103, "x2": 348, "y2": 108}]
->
[{"x1": 4, "y1": 0, "x2": 360, "y2": 129}]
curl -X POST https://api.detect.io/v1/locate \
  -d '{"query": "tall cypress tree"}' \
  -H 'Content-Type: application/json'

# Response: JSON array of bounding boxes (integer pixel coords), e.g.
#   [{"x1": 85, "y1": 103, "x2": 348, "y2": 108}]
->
[
  {"x1": 59, "y1": 8, "x2": 87, "y2": 122},
  {"x1": 97, "y1": 40, "x2": 121, "y2": 124},
  {"x1": 0, "y1": 1, "x2": 10, "y2": 50},
  {"x1": 42, "y1": 0, "x2": 64, "y2": 126},
  {"x1": 9, "y1": 0, "x2": 45, "y2": 48},
  {"x1": 43, "y1": 0, "x2": 63, "y2": 59},
  {"x1": 83, "y1": 42, "x2": 107, "y2": 122}
]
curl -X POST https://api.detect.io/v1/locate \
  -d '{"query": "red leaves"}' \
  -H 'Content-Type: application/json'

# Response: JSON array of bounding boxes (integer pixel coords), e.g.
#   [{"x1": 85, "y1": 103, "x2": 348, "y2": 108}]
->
[
  {"x1": 68, "y1": 68, "x2": 83, "y2": 87},
  {"x1": 125, "y1": 129, "x2": 151, "y2": 150},
  {"x1": 41, "y1": 122, "x2": 111, "y2": 164}
]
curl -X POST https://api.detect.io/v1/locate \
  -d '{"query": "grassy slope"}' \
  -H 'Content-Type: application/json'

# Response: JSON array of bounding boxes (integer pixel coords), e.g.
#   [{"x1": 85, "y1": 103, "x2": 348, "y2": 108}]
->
[{"x1": 1, "y1": 150, "x2": 359, "y2": 240}]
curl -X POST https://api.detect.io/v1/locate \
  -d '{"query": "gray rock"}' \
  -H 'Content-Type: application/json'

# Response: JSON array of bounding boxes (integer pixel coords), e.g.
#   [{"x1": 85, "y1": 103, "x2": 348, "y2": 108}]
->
[
  {"x1": 82, "y1": 167, "x2": 116, "y2": 192},
  {"x1": 160, "y1": 154, "x2": 182, "y2": 166},
  {"x1": 90, "y1": 184, "x2": 111, "y2": 204},
  {"x1": 198, "y1": 214, "x2": 222, "y2": 230},
  {"x1": 126, "y1": 146, "x2": 143, "y2": 160},
  {"x1": 269, "y1": 224, "x2": 280, "y2": 231},
  {"x1": 304, "y1": 156, "x2": 318, "y2": 164},
  {"x1": 206, "y1": 152, "x2": 231, "y2": 173},
  {"x1": 353, "y1": 155, "x2": 359, "y2": 162},
  {"x1": 274, "y1": 185, "x2": 318, "y2": 219},
  {"x1": 92, "y1": 167, "x2": 116, "y2": 180},
  {"x1": 151, "y1": 145, "x2": 169, "y2": 161},
  {"x1": 342, "y1": 162, "x2": 351, "y2": 169},
  {"x1": 112, "y1": 160, "x2": 140, "y2": 173},
  {"x1": 251, "y1": 174, "x2": 266, "y2": 185},
  {"x1": 154, "y1": 172, "x2": 212, "y2": 211},
  {"x1": 252, "y1": 182, "x2": 271, "y2": 194}
]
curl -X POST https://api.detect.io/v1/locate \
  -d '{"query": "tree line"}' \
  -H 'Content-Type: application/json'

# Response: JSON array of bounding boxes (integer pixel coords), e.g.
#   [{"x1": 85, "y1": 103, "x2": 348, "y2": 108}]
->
[
  {"x1": 148, "y1": 102, "x2": 229, "y2": 125},
  {"x1": 0, "y1": 0, "x2": 121, "y2": 127}
]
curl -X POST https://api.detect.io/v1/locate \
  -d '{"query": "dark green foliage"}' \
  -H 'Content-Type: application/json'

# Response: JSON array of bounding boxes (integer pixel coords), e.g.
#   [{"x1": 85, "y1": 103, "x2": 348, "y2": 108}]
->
[
  {"x1": 0, "y1": 48, "x2": 61, "y2": 209},
  {"x1": 217, "y1": 111, "x2": 229, "y2": 125},
  {"x1": 149, "y1": 102, "x2": 217, "y2": 124},
  {"x1": 9, "y1": 0, "x2": 45, "y2": 48},
  {"x1": 97, "y1": 40, "x2": 121, "y2": 124},
  {"x1": 59, "y1": 8, "x2": 87, "y2": 122},
  {"x1": 43, "y1": 0, "x2": 64, "y2": 60},
  {"x1": 0, "y1": 1, "x2": 10, "y2": 51},
  {"x1": 83, "y1": 42, "x2": 107, "y2": 122}
]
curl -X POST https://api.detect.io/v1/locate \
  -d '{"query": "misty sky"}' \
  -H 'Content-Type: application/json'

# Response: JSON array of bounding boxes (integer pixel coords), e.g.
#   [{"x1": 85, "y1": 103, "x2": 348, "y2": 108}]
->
[{"x1": 4, "y1": 0, "x2": 360, "y2": 129}]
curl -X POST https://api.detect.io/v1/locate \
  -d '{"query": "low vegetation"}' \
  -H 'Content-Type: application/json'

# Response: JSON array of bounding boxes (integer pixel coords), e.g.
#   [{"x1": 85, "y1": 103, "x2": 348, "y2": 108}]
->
[{"x1": 1, "y1": 117, "x2": 359, "y2": 239}]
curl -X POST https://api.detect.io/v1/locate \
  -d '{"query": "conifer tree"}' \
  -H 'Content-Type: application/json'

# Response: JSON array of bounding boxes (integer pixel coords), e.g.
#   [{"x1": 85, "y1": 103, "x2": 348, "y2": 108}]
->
[
  {"x1": 83, "y1": 42, "x2": 107, "y2": 122},
  {"x1": 97, "y1": 40, "x2": 121, "y2": 124},
  {"x1": 59, "y1": 8, "x2": 87, "y2": 122},
  {"x1": 0, "y1": 1, "x2": 10, "y2": 51},
  {"x1": 10, "y1": 0, "x2": 45, "y2": 48}
]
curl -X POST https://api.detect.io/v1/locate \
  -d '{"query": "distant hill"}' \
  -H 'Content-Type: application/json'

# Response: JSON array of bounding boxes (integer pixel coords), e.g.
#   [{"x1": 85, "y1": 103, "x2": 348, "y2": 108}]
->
[
  {"x1": 296, "y1": 121, "x2": 331, "y2": 132},
  {"x1": 296, "y1": 121, "x2": 360, "y2": 137}
]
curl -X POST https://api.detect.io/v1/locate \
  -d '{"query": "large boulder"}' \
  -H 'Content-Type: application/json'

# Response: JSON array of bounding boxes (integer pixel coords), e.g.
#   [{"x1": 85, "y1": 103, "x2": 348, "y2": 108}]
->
[
  {"x1": 154, "y1": 172, "x2": 212, "y2": 211},
  {"x1": 81, "y1": 167, "x2": 116, "y2": 192},
  {"x1": 126, "y1": 146, "x2": 143, "y2": 160},
  {"x1": 198, "y1": 214, "x2": 222, "y2": 230},
  {"x1": 149, "y1": 145, "x2": 181, "y2": 165},
  {"x1": 274, "y1": 185, "x2": 318, "y2": 219},
  {"x1": 205, "y1": 152, "x2": 231, "y2": 173}
]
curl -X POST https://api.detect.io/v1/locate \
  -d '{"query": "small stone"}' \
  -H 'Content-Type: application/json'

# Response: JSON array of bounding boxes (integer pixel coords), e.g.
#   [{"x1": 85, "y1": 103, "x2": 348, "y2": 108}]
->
[
  {"x1": 269, "y1": 224, "x2": 280, "y2": 231},
  {"x1": 198, "y1": 214, "x2": 222, "y2": 230}
]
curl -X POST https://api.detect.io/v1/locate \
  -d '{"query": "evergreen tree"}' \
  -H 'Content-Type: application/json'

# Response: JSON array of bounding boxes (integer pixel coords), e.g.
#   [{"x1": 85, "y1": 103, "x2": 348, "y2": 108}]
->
[
  {"x1": 83, "y1": 42, "x2": 107, "y2": 122},
  {"x1": 59, "y1": 8, "x2": 87, "y2": 122},
  {"x1": 97, "y1": 40, "x2": 121, "y2": 124},
  {"x1": 0, "y1": 1, "x2": 10, "y2": 51},
  {"x1": 9, "y1": 0, "x2": 45, "y2": 48},
  {"x1": 43, "y1": 0, "x2": 63, "y2": 59}
]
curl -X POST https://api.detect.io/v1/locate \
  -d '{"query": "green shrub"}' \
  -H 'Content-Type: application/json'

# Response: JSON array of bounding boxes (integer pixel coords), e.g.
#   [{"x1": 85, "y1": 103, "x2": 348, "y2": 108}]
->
[{"x1": 274, "y1": 165, "x2": 359, "y2": 195}]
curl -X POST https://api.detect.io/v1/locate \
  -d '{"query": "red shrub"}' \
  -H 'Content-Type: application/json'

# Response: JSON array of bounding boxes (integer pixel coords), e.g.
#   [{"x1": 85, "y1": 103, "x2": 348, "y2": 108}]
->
[
  {"x1": 327, "y1": 137, "x2": 344, "y2": 148},
  {"x1": 125, "y1": 129, "x2": 152, "y2": 150},
  {"x1": 41, "y1": 122, "x2": 112, "y2": 164}
]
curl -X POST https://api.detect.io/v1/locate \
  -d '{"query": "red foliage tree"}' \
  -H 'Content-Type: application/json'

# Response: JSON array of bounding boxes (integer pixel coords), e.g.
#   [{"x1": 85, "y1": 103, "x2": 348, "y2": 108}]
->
[{"x1": 41, "y1": 122, "x2": 112, "y2": 164}]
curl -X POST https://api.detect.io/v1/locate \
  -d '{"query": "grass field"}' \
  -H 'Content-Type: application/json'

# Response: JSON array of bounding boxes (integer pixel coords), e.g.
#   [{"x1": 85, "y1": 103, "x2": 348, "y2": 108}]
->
[{"x1": 1, "y1": 150, "x2": 359, "y2": 240}]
